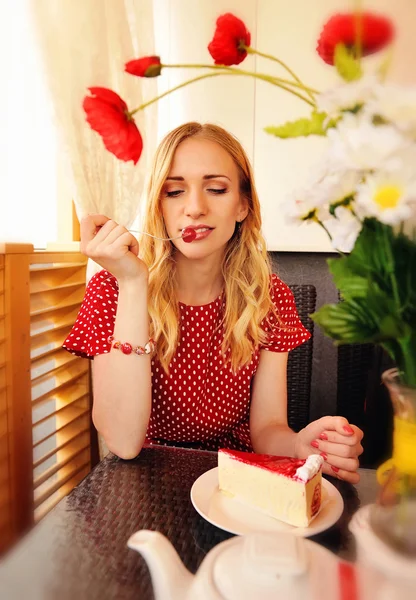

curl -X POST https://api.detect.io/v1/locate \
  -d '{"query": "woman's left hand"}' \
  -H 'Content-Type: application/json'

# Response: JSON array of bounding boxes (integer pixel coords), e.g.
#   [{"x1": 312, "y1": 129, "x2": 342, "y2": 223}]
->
[{"x1": 295, "y1": 416, "x2": 364, "y2": 483}]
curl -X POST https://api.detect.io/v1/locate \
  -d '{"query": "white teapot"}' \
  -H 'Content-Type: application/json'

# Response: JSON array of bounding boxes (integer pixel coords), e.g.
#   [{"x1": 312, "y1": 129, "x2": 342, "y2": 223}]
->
[{"x1": 128, "y1": 529, "x2": 354, "y2": 600}]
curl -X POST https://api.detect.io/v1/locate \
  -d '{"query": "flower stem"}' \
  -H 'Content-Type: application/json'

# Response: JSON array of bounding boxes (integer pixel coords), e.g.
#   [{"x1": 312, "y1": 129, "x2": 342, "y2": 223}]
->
[
  {"x1": 383, "y1": 225, "x2": 401, "y2": 309},
  {"x1": 314, "y1": 216, "x2": 333, "y2": 241},
  {"x1": 129, "y1": 69, "x2": 314, "y2": 116},
  {"x1": 354, "y1": 0, "x2": 363, "y2": 62},
  {"x1": 245, "y1": 47, "x2": 316, "y2": 103},
  {"x1": 235, "y1": 68, "x2": 315, "y2": 105},
  {"x1": 163, "y1": 63, "x2": 319, "y2": 95},
  {"x1": 129, "y1": 72, "x2": 226, "y2": 115}
]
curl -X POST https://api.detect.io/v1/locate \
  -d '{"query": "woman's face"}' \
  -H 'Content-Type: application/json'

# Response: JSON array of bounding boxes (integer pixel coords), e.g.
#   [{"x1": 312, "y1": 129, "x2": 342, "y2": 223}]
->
[{"x1": 161, "y1": 137, "x2": 248, "y2": 260}]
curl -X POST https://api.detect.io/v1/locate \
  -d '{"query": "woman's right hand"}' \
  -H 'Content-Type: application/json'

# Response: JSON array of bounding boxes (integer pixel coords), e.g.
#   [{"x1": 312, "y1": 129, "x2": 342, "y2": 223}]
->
[{"x1": 80, "y1": 214, "x2": 148, "y2": 282}]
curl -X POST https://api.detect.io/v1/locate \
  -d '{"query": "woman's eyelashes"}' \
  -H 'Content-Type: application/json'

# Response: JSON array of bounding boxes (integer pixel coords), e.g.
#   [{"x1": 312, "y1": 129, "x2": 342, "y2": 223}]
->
[
  {"x1": 165, "y1": 190, "x2": 183, "y2": 197},
  {"x1": 165, "y1": 188, "x2": 228, "y2": 197}
]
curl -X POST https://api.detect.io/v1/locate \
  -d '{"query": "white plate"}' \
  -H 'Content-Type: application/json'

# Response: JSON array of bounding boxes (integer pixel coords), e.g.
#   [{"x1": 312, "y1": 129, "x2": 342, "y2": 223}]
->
[{"x1": 190, "y1": 467, "x2": 344, "y2": 537}]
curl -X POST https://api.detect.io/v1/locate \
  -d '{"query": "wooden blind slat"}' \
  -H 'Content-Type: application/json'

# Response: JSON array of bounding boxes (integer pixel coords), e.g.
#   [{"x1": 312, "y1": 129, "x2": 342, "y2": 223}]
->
[
  {"x1": 30, "y1": 285, "x2": 84, "y2": 315},
  {"x1": 31, "y1": 300, "x2": 84, "y2": 318},
  {"x1": 33, "y1": 409, "x2": 89, "y2": 456},
  {"x1": 34, "y1": 465, "x2": 89, "y2": 523},
  {"x1": 34, "y1": 438, "x2": 90, "y2": 489},
  {"x1": 30, "y1": 324, "x2": 73, "y2": 355},
  {"x1": 31, "y1": 371, "x2": 88, "y2": 408},
  {"x1": 30, "y1": 306, "x2": 81, "y2": 335},
  {"x1": 34, "y1": 455, "x2": 90, "y2": 508},
  {"x1": 30, "y1": 280, "x2": 85, "y2": 295},
  {"x1": 34, "y1": 399, "x2": 89, "y2": 442},
  {"x1": 33, "y1": 392, "x2": 89, "y2": 428},
  {"x1": 30, "y1": 320, "x2": 78, "y2": 342},
  {"x1": 30, "y1": 262, "x2": 86, "y2": 272},
  {"x1": 30, "y1": 269, "x2": 87, "y2": 295},
  {"x1": 32, "y1": 360, "x2": 88, "y2": 393},
  {"x1": 31, "y1": 341, "x2": 68, "y2": 362},
  {"x1": 30, "y1": 252, "x2": 86, "y2": 264},
  {"x1": 31, "y1": 349, "x2": 80, "y2": 380},
  {"x1": 33, "y1": 426, "x2": 90, "y2": 471}
]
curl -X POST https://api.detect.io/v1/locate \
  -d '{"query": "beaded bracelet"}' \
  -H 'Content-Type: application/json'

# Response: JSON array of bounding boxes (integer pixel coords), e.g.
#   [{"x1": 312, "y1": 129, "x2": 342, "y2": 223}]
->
[{"x1": 108, "y1": 335, "x2": 155, "y2": 356}]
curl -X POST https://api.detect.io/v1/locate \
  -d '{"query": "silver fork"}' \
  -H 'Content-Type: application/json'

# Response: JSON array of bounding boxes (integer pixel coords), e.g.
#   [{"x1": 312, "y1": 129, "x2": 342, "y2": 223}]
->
[{"x1": 128, "y1": 228, "x2": 196, "y2": 242}]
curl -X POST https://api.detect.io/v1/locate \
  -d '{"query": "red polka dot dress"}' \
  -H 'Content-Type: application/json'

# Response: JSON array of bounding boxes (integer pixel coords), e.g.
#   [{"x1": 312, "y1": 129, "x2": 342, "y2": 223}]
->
[{"x1": 63, "y1": 270, "x2": 311, "y2": 452}]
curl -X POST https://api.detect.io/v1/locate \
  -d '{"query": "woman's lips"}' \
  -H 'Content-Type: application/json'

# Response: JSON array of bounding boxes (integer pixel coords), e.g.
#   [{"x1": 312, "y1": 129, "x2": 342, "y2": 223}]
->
[
  {"x1": 191, "y1": 227, "x2": 213, "y2": 241},
  {"x1": 182, "y1": 227, "x2": 213, "y2": 242}
]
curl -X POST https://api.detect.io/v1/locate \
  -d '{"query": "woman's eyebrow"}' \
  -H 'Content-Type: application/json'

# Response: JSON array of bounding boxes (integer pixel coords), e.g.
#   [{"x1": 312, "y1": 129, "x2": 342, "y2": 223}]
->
[
  {"x1": 165, "y1": 174, "x2": 231, "y2": 181},
  {"x1": 203, "y1": 174, "x2": 231, "y2": 181}
]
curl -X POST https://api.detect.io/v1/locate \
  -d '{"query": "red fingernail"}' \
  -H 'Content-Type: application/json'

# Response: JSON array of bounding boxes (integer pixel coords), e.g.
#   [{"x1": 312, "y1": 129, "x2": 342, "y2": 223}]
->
[
  {"x1": 311, "y1": 440, "x2": 319, "y2": 449},
  {"x1": 319, "y1": 432, "x2": 328, "y2": 440},
  {"x1": 320, "y1": 452, "x2": 328, "y2": 461},
  {"x1": 331, "y1": 465, "x2": 340, "y2": 473},
  {"x1": 343, "y1": 425, "x2": 354, "y2": 434}
]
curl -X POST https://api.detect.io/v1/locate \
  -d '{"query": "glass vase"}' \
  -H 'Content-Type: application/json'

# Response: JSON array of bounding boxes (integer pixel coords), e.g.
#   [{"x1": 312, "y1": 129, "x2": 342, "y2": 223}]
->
[{"x1": 369, "y1": 368, "x2": 416, "y2": 557}]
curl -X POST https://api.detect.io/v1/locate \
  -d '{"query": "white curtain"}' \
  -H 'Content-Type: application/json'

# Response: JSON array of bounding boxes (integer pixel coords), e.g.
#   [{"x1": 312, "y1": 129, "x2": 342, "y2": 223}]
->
[{"x1": 31, "y1": 0, "x2": 158, "y2": 274}]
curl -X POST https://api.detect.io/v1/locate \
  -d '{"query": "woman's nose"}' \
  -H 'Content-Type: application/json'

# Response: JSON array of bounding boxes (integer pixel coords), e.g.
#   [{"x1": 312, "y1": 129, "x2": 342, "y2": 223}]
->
[{"x1": 184, "y1": 190, "x2": 207, "y2": 219}]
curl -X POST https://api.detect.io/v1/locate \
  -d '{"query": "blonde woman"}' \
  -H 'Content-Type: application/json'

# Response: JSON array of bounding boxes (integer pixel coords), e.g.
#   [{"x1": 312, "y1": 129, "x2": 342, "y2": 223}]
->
[{"x1": 64, "y1": 122, "x2": 364, "y2": 483}]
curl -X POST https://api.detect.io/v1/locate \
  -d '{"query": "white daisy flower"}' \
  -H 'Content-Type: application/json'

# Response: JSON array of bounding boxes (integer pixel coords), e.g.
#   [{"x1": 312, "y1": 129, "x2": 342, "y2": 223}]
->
[
  {"x1": 327, "y1": 112, "x2": 410, "y2": 172},
  {"x1": 316, "y1": 75, "x2": 379, "y2": 120},
  {"x1": 283, "y1": 191, "x2": 328, "y2": 225},
  {"x1": 356, "y1": 171, "x2": 416, "y2": 225},
  {"x1": 369, "y1": 82, "x2": 416, "y2": 137},
  {"x1": 323, "y1": 207, "x2": 363, "y2": 253},
  {"x1": 283, "y1": 164, "x2": 360, "y2": 226}
]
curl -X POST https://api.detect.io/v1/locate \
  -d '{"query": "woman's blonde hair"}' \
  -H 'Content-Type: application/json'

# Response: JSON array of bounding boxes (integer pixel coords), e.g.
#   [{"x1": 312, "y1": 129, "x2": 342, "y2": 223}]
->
[{"x1": 140, "y1": 122, "x2": 276, "y2": 373}]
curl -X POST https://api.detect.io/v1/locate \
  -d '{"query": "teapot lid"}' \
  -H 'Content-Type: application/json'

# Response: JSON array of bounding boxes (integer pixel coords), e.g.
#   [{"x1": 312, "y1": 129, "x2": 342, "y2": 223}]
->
[{"x1": 212, "y1": 532, "x2": 309, "y2": 599}]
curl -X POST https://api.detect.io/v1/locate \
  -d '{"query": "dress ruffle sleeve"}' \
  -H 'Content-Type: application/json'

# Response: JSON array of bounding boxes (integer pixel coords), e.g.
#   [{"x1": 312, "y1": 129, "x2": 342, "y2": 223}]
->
[
  {"x1": 260, "y1": 273, "x2": 312, "y2": 352},
  {"x1": 63, "y1": 270, "x2": 119, "y2": 359}
]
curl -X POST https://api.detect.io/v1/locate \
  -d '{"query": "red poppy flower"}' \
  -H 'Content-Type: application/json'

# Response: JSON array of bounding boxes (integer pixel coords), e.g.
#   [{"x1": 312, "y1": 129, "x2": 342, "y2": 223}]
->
[
  {"x1": 208, "y1": 13, "x2": 251, "y2": 66},
  {"x1": 83, "y1": 87, "x2": 143, "y2": 164},
  {"x1": 125, "y1": 56, "x2": 162, "y2": 78},
  {"x1": 317, "y1": 12, "x2": 394, "y2": 65}
]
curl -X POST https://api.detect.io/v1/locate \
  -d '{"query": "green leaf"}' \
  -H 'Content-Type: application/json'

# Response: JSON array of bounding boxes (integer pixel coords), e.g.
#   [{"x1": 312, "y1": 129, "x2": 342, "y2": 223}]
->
[
  {"x1": 311, "y1": 302, "x2": 377, "y2": 344},
  {"x1": 264, "y1": 112, "x2": 331, "y2": 139},
  {"x1": 334, "y1": 44, "x2": 363, "y2": 82},
  {"x1": 328, "y1": 258, "x2": 369, "y2": 299},
  {"x1": 313, "y1": 216, "x2": 416, "y2": 372}
]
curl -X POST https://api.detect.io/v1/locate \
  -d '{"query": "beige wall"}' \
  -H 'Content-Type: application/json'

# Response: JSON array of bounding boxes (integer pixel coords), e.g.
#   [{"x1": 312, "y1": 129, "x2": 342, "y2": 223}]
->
[{"x1": 153, "y1": 0, "x2": 416, "y2": 251}]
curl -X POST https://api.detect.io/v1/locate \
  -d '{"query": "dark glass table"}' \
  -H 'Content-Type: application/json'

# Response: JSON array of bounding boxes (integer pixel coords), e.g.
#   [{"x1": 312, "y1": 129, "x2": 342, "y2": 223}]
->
[{"x1": 0, "y1": 446, "x2": 378, "y2": 600}]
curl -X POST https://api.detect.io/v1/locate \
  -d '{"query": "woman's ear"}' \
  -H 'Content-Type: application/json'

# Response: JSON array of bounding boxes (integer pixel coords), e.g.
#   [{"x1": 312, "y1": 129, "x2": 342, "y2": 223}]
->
[{"x1": 237, "y1": 202, "x2": 249, "y2": 223}]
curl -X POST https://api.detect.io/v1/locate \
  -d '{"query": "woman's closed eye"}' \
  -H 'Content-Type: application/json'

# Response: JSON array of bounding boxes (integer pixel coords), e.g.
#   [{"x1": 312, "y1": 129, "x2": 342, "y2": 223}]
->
[
  {"x1": 165, "y1": 187, "x2": 228, "y2": 197},
  {"x1": 165, "y1": 189, "x2": 183, "y2": 197},
  {"x1": 208, "y1": 188, "x2": 227, "y2": 194}
]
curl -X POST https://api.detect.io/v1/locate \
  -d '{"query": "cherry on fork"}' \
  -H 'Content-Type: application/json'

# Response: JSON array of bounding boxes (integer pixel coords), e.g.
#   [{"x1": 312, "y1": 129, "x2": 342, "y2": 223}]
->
[{"x1": 181, "y1": 228, "x2": 197, "y2": 243}]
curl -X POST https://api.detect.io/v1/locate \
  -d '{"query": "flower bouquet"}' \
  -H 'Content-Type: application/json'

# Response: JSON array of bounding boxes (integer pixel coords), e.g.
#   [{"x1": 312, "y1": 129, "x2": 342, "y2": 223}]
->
[{"x1": 83, "y1": 5, "x2": 416, "y2": 556}]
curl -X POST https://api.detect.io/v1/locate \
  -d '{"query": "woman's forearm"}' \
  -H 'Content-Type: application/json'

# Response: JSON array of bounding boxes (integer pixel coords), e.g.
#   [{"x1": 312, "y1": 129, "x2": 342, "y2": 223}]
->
[
  {"x1": 251, "y1": 423, "x2": 298, "y2": 457},
  {"x1": 92, "y1": 277, "x2": 152, "y2": 459}
]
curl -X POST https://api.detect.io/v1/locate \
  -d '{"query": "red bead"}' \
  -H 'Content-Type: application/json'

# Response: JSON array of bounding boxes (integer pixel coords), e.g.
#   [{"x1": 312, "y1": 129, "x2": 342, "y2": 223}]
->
[{"x1": 121, "y1": 342, "x2": 133, "y2": 355}]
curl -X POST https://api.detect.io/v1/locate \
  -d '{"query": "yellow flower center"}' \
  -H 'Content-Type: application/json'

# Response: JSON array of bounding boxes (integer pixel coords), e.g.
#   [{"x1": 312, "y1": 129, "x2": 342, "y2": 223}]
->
[{"x1": 373, "y1": 184, "x2": 403, "y2": 210}]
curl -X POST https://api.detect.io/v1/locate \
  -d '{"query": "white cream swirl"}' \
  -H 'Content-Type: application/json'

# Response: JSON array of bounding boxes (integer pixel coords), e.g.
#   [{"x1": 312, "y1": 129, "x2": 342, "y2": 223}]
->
[{"x1": 295, "y1": 454, "x2": 324, "y2": 482}]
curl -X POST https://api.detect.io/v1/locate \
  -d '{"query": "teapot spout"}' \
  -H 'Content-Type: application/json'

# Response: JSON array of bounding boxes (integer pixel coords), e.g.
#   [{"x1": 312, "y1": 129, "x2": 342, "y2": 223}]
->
[{"x1": 128, "y1": 530, "x2": 193, "y2": 600}]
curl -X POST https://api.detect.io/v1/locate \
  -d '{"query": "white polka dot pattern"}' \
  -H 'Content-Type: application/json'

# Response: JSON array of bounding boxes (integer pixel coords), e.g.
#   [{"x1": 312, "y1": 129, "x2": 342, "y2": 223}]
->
[{"x1": 63, "y1": 270, "x2": 311, "y2": 451}]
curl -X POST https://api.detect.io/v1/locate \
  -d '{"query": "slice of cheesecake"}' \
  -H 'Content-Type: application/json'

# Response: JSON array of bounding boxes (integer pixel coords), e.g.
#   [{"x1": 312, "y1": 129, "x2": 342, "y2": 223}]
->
[{"x1": 218, "y1": 449, "x2": 324, "y2": 527}]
